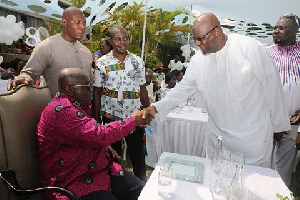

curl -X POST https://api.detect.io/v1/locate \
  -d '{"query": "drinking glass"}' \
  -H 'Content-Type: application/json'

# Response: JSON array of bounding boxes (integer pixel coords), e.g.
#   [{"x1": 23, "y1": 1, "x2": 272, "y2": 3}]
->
[
  {"x1": 186, "y1": 97, "x2": 194, "y2": 112},
  {"x1": 210, "y1": 150, "x2": 230, "y2": 190},
  {"x1": 173, "y1": 105, "x2": 183, "y2": 114},
  {"x1": 231, "y1": 152, "x2": 245, "y2": 174},
  {"x1": 220, "y1": 150, "x2": 231, "y2": 175},
  {"x1": 212, "y1": 179, "x2": 231, "y2": 200},
  {"x1": 158, "y1": 167, "x2": 172, "y2": 198}
]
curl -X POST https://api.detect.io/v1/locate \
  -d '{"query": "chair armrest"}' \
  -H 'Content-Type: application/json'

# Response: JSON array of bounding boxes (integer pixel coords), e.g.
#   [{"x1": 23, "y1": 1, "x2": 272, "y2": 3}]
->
[{"x1": 0, "y1": 170, "x2": 78, "y2": 200}]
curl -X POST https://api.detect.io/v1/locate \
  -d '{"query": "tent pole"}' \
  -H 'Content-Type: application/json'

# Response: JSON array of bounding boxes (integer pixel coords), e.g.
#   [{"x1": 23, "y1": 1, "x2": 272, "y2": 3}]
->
[
  {"x1": 141, "y1": 0, "x2": 148, "y2": 63},
  {"x1": 185, "y1": 5, "x2": 192, "y2": 63}
]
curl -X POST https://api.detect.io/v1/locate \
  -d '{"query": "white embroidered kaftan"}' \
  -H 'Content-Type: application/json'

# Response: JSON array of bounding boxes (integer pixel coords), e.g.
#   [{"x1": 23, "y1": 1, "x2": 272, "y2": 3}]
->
[{"x1": 154, "y1": 34, "x2": 290, "y2": 167}]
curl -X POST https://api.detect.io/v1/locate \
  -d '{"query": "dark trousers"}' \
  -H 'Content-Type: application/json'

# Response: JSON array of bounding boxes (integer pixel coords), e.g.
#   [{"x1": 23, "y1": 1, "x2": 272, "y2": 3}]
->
[
  {"x1": 79, "y1": 170, "x2": 144, "y2": 200},
  {"x1": 102, "y1": 116, "x2": 146, "y2": 182}
]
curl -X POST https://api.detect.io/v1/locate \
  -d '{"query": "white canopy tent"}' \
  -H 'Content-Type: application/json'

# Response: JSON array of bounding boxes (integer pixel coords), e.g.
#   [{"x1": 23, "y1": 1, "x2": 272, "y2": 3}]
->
[
  {"x1": 1, "y1": 0, "x2": 300, "y2": 23},
  {"x1": 1, "y1": 0, "x2": 300, "y2": 48},
  {"x1": 1, "y1": 0, "x2": 300, "y2": 26}
]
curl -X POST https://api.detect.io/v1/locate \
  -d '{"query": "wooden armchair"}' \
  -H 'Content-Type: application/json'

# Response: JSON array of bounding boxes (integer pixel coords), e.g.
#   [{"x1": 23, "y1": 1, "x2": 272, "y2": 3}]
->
[{"x1": 0, "y1": 85, "x2": 78, "y2": 200}]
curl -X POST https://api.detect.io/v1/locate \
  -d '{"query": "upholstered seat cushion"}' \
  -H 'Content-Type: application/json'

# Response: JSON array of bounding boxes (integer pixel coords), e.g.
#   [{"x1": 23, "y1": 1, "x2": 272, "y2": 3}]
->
[{"x1": 0, "y1": 85, "x2": 51, "y2": 200}]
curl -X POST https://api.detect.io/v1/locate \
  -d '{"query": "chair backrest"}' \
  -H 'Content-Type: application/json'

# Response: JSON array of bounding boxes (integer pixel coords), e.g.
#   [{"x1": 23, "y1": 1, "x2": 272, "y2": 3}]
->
[{"x1": 0, "y1": 85, "x2": 52, "y2": 200}]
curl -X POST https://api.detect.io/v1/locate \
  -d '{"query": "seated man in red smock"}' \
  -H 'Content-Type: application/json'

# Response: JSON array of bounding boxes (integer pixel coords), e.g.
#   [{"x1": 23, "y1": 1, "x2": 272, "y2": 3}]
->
[{"x1": 37, "y1": 68, "x2": 152, "y2": 200}]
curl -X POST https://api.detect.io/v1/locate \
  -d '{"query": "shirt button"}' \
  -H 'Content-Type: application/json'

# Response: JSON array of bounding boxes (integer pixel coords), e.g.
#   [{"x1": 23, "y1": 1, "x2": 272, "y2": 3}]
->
[
  {"x1": 59, "y1": 159, "x2": 64, "y2": 166},
  {"x1": 84, "y1": 177, "x2": 93, "y2": 184},
  {"x1": 119, "y1": 120, "x2": 125, "y2": 125},
  {"x1": 105, "y1": 153, "x2": 109, "y2": 159},
  {"x1": 88, "y1": 161, "x2": 96, "y2": 170}
]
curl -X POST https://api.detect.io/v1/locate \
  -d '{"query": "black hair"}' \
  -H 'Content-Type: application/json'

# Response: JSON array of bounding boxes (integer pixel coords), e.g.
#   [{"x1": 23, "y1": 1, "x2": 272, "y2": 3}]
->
[
  {"x1": 10, "y1": 58, "x2": 22, "y2": 70},
  {"x1": 172, "y1": 69, "x2": 180, "y2": 77},
  {"x1": 103, "y1": 39, "x2": 113, "y2": 49},
  {"x1": 108, "y1": 26, "x2": 126, "y2": 39},
  {"x1": 280, "y1": 14, "x2": 300, "y2": 29},
  {"x1": 165, "y1": 72, "x2": 175, "y2": 84},
  {"x1": 181, "y1": 67, "x2": 186, "y2": 75}
]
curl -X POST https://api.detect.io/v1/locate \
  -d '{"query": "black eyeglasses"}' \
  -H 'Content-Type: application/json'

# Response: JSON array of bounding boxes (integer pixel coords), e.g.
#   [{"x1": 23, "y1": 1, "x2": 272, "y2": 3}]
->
[
  {"x1": 282, "y1": 13, "x2": 299, "y2": 27},
  {"x1": 193, "y1": 26, "x2": 218, "y2": 42},
  {"x1": 70, "y1": 82, "x2": 93, "y2": 90}
]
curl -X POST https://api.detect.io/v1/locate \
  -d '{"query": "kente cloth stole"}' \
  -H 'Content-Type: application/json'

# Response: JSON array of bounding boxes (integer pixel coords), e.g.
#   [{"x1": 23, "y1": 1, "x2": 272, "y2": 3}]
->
[
  {"x1": 123, "y1": 91, "x2": 140, "y2": 99},
  {"x1": 103, "y1": 87, "x2": 118, "y2": 98},
  {"x1": 103, "y1": 87, "x2": 140, "y2": 99},
  {"x1": 105, "y1": 63, "x2": 125, "y2": 73}
]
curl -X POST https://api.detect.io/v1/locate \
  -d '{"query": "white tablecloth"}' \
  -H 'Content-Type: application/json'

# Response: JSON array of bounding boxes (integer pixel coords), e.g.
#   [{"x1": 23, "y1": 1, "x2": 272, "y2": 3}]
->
[
  {"x1": 0, "y1": 79, "x2": 10, "y2": 94},
  {"x1": 140, "y1": 152, "x2": 292, "y2": 200},
  {"x1": 146, "y1": 107, "x2": 209, "y2": 167}
]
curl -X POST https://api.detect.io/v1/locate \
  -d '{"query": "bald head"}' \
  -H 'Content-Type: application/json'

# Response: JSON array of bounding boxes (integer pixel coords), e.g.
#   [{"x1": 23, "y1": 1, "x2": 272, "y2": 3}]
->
[
  {"x1": 58, "y1": 68, "x2": 89, "y2": 91},
  {"x1": 61, "y1": 7, "x2": 86, "y2": 43},
  {"x1": 193, "y1": 13, "x2": 221, "y2": 32},
  {"x1": 62, "y1": 7, "x2": 84, "y2": 20},
  {"x1": 192, "y1": 13, "x2": 226, "y2": 54}
]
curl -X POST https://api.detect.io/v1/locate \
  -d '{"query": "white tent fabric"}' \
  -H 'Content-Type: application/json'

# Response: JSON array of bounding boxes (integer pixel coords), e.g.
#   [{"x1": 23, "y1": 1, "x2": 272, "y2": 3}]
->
[
  {"x1": 1, "y1": 0, "x2": 300, "y2": 26},
  {"x1": 0, "y1": 0, "x2": 299, "y2": 46},
  {"x1": 0, "y1": 0, "x2": 64, "y2": 19}
]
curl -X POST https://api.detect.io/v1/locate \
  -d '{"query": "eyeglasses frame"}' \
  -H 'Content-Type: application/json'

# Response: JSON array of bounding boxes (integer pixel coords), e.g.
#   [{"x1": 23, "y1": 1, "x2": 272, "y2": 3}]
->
[{"x1": 193, "y1": 25, "x2": 219, "y2": 42}]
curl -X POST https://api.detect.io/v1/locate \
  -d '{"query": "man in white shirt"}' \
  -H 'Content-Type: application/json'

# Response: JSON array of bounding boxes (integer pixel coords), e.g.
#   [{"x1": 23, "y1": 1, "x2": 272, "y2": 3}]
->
[
  {"x1": 142, "y1": 13, "x2": 290, "y2": 168},
  {"x1": 168, "y1": 55, "x2": 183, "y2": 72},
  {"x1": 93, "y1": 26, "x2": 150, "y2": 182},
  {"x1": 268, "y1": 14, "x2": 300, "y2": 185}
]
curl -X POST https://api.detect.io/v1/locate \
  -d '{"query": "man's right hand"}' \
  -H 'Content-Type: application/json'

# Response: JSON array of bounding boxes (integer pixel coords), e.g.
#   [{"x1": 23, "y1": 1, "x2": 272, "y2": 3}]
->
[
  {"x1": 131, "y1": 110, "x2": 153, "y2": 126},
  {"x1": 142, "y1": 105, "x2": 157, "y2": 120},
  {"x1": 7, "y1": 78, "x2": 32, "y2": 91}
]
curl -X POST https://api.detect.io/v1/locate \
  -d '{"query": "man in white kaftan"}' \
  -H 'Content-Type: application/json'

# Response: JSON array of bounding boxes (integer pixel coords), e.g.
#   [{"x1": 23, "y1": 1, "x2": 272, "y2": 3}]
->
[{"x1": 142, "y1": 13, "x2": 290, "y2": 168}]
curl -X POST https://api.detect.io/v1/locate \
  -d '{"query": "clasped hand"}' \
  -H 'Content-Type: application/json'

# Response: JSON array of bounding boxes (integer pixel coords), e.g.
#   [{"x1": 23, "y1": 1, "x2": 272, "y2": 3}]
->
[{"x1": 131, "y1": 110, "x2": 153, "y2": 127}]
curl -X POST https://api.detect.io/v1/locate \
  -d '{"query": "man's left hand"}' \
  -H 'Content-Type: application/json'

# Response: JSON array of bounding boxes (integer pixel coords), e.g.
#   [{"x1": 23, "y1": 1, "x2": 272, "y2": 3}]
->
[
  {"x1": 296, "y1": 133, "x2": 300, "y2": 150},
  {"x1": 108, "y1": 145, "x2": 121, "y2": 161},
  {"x1": 290, "y1": 110, "x2": 300, "y2": 125}
]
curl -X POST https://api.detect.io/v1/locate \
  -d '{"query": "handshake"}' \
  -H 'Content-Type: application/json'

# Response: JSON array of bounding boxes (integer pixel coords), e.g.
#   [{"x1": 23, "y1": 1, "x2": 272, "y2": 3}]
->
[{"x1": 131, "y1": 106, "x2": 158, "y2": 126}]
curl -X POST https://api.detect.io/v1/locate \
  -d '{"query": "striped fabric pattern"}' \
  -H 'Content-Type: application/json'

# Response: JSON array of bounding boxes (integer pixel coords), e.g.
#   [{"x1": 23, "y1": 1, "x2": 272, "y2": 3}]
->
[
  {"x1": 102, "y1": 87, "x2": 140, "y2": 99},
  {"x1": 104, "y1": 63, "x2": 125, "y2": 73},
  {"x1": 268, "y1": 41, "x2": 300, "y2": 89}
]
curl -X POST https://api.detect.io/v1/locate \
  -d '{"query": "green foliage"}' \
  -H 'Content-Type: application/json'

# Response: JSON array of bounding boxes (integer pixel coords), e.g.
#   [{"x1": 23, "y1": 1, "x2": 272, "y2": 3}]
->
[
  {"x1": 97, "y1": 2, "x2": 188, "y2": 70},
  {"x1": 45, "y1": 1, "x2": 189, "y2": 70},
  {"x1": 82, "y1": 40, "x2": 99, "y2": 53},
  {"x1": 46, "y1": 19, "x2": 62, "y2": 36},
  {"x1": 276, "y1": 192, "x2": 295, "y2": 200},
  {"x1": 69, "y1": 0, "x2": 86, "y2": 8}
]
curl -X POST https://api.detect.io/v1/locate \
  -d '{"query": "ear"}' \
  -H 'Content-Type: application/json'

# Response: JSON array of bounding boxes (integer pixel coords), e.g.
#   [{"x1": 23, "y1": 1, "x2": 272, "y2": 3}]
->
[
  {"x1": 214, "y1": 28, "x2": 221, "y2": 37},
  {"x1": 62, "y1": 18, "x2": 67, "y2": 28}
]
